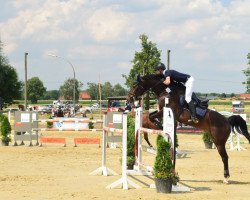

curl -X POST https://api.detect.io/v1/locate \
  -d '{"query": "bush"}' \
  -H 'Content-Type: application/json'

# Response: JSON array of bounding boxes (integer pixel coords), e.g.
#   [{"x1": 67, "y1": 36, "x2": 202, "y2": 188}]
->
[
  {"x1": 154, "y1": 135, "x2": 179, "y2": 184},
  {"x1": 202, "y1": 131, "x2": 212, "y2": 143},
  {"x1": 47, "y1": 116, "x2": 53, "y2": 128},
  {"x1": 0, "y1": 114, "x2": 12, "y2": 144},
  {"x1": 88, "y1": 121, "x2": 94, "y2": 129},
  {"x1": 127, "y1": 114, "x2": 135, "y2": 166}
]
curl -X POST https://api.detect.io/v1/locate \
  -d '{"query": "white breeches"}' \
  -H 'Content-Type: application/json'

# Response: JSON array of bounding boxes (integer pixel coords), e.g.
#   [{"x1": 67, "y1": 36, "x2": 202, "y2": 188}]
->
[{"x1": 185, "y1": 76, "x2": 194, "y2": 103}]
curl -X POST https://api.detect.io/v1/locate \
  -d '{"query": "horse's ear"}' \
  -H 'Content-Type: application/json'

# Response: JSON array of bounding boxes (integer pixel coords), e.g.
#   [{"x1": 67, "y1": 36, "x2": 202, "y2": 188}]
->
[{"x1": 136, "y1": 74, "x2": 142, "y2": 82}]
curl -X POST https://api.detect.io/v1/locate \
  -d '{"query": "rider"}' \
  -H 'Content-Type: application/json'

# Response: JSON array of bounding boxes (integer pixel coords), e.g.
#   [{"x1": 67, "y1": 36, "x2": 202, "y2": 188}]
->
[{"x1": 155, "y1": 63, "x2": 199, "y2": 123}]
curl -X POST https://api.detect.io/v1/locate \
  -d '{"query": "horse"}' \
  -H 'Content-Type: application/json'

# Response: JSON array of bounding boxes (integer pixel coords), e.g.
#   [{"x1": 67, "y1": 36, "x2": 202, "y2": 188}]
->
[{"x1": 127, "y1": 74, "x2": 250, "y2": 183}]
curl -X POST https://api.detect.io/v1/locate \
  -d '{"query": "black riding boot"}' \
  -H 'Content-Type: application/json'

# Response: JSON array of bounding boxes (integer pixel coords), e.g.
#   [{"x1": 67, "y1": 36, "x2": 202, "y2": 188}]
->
[{"x1": 188, "y1": 101, "x2": 199, "y2": 123}]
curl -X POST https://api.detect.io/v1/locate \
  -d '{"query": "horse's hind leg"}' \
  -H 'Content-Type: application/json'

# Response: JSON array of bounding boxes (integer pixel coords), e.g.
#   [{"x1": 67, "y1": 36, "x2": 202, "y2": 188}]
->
[{"x1": 216, "y1": 145, "x2": 230, "y2": 183}]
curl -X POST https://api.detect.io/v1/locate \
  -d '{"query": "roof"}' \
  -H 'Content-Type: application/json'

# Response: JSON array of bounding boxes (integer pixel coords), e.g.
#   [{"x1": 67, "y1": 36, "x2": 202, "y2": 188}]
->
[
  {"x1": 79, "y1": 91, "x2": 91, "y2": 100},
  {"x1": 238, "y1": 93, "x2": 250, "y2": 99}
]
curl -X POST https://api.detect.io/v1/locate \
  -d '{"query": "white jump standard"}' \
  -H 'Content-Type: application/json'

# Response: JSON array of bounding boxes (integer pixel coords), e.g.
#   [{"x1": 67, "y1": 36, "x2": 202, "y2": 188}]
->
[{"x1": 133, "y1": 101, "x2": 190, "y2": 192}]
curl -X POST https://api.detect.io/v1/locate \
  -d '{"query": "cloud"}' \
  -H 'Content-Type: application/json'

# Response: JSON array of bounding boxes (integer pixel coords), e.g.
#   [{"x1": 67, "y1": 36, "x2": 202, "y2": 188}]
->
[
  {"x1": 0, "y1": 0, "x2": 249, "y2": 93},
  {"x1": 216, "y1": 24, "x2": 243, "y2": 40},
  {"x1": 86, "y1": 6, "x2": 133, "y2": 42}
]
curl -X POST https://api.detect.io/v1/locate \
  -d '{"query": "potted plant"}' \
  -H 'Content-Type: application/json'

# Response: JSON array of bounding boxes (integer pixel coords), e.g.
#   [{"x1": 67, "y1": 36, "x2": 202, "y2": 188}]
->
[
  {"x1": 202, "y1": 131, "x2": 213, "y2": 149},
  {"x1": 88, "y1": 121, "x2": 94, "y2": 129},
  {"x1": 47, "y1": 116, "x2": 53, "y2": 128},
  {"x1": 0, "y1": 114, "x2": 12, "y2": 146},
  {"x1": 154, "y1": 135, "x2": 179, "y2": 193}
]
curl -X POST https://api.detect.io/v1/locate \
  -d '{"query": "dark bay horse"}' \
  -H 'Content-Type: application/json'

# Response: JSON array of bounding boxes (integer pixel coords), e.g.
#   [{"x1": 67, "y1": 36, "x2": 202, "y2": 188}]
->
[{"x1": 127, "y1": 74, "x2": 250, "y2": 183}]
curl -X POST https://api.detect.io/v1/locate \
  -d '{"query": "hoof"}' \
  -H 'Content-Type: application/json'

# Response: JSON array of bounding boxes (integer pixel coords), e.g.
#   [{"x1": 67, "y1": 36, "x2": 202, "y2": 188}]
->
[{"x1": 223, "y1": 177, "x2": 229, "y2": 184}]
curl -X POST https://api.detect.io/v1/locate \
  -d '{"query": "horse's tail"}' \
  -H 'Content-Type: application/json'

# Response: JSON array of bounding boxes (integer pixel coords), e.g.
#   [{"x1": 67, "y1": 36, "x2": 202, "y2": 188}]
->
[{"x1": 228, "y1": 115, "x2": 250, "y2": 143}]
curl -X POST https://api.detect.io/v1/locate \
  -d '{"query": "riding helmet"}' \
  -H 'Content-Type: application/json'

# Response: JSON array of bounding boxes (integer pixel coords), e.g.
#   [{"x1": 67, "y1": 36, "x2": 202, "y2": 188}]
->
[{"x1": 155, "y1": 63, "x2": 166, "y2": 70}]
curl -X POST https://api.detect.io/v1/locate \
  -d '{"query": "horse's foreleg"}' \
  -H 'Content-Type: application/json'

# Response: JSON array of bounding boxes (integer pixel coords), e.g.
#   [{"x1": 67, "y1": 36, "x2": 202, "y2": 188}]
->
[
  {"x1": 217, "y1": 145, "x2": 230, "y2": 183},
  {"x1": 143, "y1": 132, "x2": 153, "y2": 147}
]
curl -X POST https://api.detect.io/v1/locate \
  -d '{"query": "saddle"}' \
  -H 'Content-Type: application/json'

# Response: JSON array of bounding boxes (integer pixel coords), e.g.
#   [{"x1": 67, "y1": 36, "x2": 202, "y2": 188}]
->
[{"x1": 180, "y1": 93, "x2": 209, "y2": 119}]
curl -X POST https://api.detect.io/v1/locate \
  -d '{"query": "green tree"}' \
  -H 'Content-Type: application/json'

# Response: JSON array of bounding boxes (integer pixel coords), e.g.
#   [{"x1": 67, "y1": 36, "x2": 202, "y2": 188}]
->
[
  {"x1": 27, "y1": 77, "x2": 46, "y2": 103},
  {"x1": 87, "y1": 82, "x2": 99, "y2": 100},
  {"x1": 102, "y1": 82, "x2": 113, "y2": 99},
  {"x1": 220, "y1": 93, "x2": 227, "y2": 98},
  {"x1": 59, "y1": 78, "x2": 83, "y2": 101},
  {"x1": 243, "y1": 53, "x2": 250, "y2": 93},
  {"x1": 123, "y1": 34, "x2": 161, "y2": 110},
  {"x1": 113, "y1": 83, "x2": 127, "y2": 96},
  {"x1": 86, "y1": 82, "x2": 127, "y2": 100},
  {"x1": 230, "y1": 93, "x2": 235, "y2": 98},
  {"x1": 0, "y1": 41, "x2": 23, "y2": 108},
  {"x1": 44, "y1": 90, "x2": 59, "y2": 100}
]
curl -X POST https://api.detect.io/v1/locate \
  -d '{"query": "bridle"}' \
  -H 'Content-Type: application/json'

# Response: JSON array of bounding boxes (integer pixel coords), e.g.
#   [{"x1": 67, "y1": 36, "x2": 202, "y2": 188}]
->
[{"x1": 128, "y1": 76, "x2": 165, "y2": 104}]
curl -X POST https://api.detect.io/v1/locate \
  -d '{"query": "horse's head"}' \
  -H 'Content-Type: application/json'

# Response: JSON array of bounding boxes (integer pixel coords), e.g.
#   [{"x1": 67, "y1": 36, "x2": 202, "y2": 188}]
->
[
  {"x1": 127, "y1": 74, "x2": 165, "y2": 107},
  {"x1": 127, "y1": 75, "x2": 145, "y2": 107}
]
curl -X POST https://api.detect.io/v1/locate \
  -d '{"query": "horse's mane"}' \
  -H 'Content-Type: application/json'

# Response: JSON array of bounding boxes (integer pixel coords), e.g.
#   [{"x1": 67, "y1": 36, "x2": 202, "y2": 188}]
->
[
  {"x1": 141, "y1": 74, "x2": 186, "y2": 93},
  {"x1": 141, "y1": 74, "x2": 164, "y2": 81}
]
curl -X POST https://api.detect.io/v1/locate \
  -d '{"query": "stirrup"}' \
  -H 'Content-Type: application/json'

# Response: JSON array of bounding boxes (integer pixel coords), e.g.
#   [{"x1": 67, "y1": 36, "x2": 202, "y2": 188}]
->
[{"x1": 188, "y1": 117, "x2": 199, "y2": 124}]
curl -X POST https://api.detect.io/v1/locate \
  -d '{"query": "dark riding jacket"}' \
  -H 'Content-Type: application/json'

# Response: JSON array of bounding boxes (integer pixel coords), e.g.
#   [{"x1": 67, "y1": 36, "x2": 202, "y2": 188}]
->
[{"x1": 163, "y1": 70, "x2": 190, "y2": 83}]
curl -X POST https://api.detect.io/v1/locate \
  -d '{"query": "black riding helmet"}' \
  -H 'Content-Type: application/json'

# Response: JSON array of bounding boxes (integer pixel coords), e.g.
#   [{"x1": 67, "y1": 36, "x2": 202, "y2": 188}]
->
[{"x1": 155, "y1": 63, "x2": 166, "y2": 71}]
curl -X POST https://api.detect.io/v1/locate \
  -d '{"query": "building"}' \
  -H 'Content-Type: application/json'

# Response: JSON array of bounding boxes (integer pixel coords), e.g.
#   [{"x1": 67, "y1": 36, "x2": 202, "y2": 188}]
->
[
  {"x1": 238, "y1": 93, "x2": 250, "y2": 100},
  {"x1": 79, "y1": 91, "x2": 91, "y2": 100}
]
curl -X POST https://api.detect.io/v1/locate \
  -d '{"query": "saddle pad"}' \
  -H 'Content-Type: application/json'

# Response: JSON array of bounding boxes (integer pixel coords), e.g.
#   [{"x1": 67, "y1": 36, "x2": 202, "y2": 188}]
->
[{"x1": 196, "y1": 107, "x2": 207, "y2": 118}]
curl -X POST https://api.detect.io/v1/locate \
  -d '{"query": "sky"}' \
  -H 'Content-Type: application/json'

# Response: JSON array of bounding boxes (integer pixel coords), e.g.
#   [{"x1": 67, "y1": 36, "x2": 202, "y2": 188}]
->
[{"x1": 0, "y1": 0, "x2": 250, "y2": 94}]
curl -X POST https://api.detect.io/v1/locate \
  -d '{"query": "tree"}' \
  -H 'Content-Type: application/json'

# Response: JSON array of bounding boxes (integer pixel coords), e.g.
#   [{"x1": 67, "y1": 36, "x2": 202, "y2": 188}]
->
[
  {"x1": 101, "y1": 82, "x2": 113, "y2": 99},
  {"x1": 0, "y1": 41, "x2": 23, "y2": 108},
  {"x1": 44, "y1": 90, "x2": 59, "y2": 100},
  {"x1": 113, "y1": 83, "x2": 127, "y2": 96},
  {"x1": 27, "y1": 77, "x2": 46, "y2": 103},
  {"x1": 242, "y1": 53, "x2": 250, "y2": 93},
  {"x1": 220, "y1": 93, "x2": 227, "y2": 98},
  {"x1": 123, "y1": 34, "x2": 161, "y2": 110},
  {"x1": 87, "y1": 82, "x2": 99, "y2": 100},
  {"x1": 59, "y1": 78, "x2": 83, "y2": 101},
  {"x1": 86, "y1": 82, "x2": 127, "y2": 100}
]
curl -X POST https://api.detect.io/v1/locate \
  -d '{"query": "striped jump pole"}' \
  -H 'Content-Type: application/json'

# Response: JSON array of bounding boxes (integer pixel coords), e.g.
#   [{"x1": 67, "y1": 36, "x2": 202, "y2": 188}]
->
[
  {"x1": 32, "y1": 128, "x2": 102, "y2": 132},
  {"x1": 33, "y1": 119, "x2": 103, "y2": 123}
]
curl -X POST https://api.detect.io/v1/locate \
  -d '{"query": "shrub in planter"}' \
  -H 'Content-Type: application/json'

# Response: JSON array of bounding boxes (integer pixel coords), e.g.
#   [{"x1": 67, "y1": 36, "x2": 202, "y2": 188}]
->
[
  {"x1": 0, "y1": 114, "x2": 12, "y2": 146},
  {"x1": 88, "y1": 121, "x2": 94, "y2": 129},
  {"x1": 202, "y1": 131, "x2": 213, "y2": 149},
  {"x1": 154, "y1": 135, "x2": 179, "y2": 193},
  {"x1": 46, "y1": 116, "x2": 53, "y2": 128}
]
